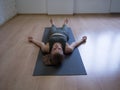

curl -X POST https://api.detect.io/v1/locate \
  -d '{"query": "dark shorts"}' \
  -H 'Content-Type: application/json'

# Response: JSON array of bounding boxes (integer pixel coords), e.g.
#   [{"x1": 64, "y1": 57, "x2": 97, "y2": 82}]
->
[{"x1": 48, "y1": 25, "x2": 69, "y2": 41}]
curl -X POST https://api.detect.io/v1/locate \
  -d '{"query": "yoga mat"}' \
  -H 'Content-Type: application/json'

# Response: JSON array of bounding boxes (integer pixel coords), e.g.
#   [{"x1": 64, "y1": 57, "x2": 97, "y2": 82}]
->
[{"x1": 33, "y1": 27, "x2": 87, "y2": 76}]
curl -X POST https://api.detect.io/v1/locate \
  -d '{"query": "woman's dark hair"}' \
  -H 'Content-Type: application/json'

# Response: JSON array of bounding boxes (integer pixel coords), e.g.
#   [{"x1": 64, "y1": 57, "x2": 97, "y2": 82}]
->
[{"x1": 50, "y1": 52, "x2": 64, "y2": 65}]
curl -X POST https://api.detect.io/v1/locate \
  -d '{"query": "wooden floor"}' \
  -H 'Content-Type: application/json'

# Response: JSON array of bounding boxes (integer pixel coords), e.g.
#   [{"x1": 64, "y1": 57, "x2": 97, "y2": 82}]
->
[{"x1": 0, "y1": 14, "x2": 120, "y2": 90}]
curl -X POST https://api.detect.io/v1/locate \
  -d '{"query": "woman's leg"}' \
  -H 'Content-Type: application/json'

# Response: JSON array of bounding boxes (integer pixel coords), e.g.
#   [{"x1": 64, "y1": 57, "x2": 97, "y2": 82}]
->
[
  {"x1": 49, "y1": 19, "x2": 57, "y2": 36},
  {"x1": 62, "y1": 18, "x2": 68, "y2": 30},
  {"x1": 61, "y1": 19, "x2": 69, "y2": 41},
  {"x1": 50, "y1": 19, "x2": 56, "y2": 30}
]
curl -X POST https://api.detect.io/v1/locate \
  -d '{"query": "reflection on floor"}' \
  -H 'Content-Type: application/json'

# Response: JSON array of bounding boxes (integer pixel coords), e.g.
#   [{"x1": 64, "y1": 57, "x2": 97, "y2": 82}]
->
[{"x1": 80, "y1": 30, "x2": 120, "y2": 75}]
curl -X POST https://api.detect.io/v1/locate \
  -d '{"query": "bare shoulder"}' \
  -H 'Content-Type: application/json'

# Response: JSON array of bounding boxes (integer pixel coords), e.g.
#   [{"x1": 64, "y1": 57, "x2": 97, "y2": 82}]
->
[
  {"x1": 42, "y1": 43, "x2": 49, "y2": 53},
  {"x1": 65, "y1": 43, "x2": 73, "y2": 54}
]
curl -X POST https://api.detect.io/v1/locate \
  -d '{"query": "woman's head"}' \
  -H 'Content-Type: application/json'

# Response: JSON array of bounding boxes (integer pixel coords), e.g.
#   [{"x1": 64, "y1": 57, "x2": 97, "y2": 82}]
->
[
  {"x1": 50, "y1": 43, "x2": 64, "y2": 65},
  {"x1": 50, "y1": 52, "x2": 64, "y2": 65},
  {"x1": 51, "y1": 43, "x2": 63, "y2": 54}
]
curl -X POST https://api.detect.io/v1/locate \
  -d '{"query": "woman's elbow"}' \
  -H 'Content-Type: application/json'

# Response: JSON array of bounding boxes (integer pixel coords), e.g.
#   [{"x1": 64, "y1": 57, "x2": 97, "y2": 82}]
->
[{"x1": 65, "y1": 47, "x2": 73, "y2": 54}]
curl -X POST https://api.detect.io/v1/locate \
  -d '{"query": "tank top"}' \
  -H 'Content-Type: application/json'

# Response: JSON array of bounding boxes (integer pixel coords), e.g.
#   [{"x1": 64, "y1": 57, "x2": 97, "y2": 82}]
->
[{"x1": 48, "y1": 34, "x2": 68, "y2": 54}]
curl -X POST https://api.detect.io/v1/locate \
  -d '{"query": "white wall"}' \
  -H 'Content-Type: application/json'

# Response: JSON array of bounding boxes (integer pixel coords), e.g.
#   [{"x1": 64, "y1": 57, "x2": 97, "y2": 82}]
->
[
  {"x1": 16, "y1": 0, "x2": 74, "y2": 14},
  {"x1": 47, "y1": 0, "x2": 74, "y2": 14},
  {"x1": 16, "y1": 0, "x2": 113, "y2": 14},
  {"x1": 0, "y1": 0, "x2": 17, "y2": 25},
  {"x1": 74, "y1": 0, "x2": 111, "y2": 13},
  {"x1": 16, "y1": 0, "x2": 47, "y2": 13},
  {"x1": 110, "y1": 0, "x2": 120, "y2": 12},
  {"x1": 0, "y1": 0, "x2": 120, "y2": 25}
]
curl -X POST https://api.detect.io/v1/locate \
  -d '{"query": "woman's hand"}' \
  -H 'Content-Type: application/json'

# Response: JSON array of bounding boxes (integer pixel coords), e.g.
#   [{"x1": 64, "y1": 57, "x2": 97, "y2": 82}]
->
[
  {"x1": 28, "y1": 36, "x2": 33, "y2": 42},
  {"x1": 82, "y1": 36, "x2": 87, "y2": 42}
]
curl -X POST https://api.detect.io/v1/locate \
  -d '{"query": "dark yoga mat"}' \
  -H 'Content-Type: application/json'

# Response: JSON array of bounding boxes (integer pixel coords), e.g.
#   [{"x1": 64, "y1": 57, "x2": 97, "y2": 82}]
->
[{"x1": 33, "y1": 27, "x2": 87, "y2": 76}]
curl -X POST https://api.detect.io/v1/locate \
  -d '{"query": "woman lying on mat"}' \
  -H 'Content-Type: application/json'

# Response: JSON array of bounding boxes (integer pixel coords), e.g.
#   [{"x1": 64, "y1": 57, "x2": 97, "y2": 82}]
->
[{"x1": 28, "y1": 19, "x2": 87, "y2": 66}]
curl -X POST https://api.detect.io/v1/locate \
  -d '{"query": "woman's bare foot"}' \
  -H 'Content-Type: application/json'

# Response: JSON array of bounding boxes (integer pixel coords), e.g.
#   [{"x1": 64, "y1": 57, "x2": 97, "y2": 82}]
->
[
  {"x1": 64, "y1": 18, "x2": 68, "y2": 25},
  {"x1": 50, "y1": 18, "x2": 54, "y2": 25}
]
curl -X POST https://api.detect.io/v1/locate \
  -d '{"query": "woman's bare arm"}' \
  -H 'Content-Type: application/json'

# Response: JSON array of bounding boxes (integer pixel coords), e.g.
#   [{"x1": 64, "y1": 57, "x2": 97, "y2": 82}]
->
[
  {"x1": 65, "y1": 36, "x2": 87, "y2": 54},
  {"x1": 28, "y1": 36, "x2": 49, "y2": 52}
]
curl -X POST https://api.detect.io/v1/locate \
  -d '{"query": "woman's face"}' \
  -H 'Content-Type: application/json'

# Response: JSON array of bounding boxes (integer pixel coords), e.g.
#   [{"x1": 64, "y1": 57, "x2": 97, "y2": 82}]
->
[{"x1": 51, "y1": 43, "x2": 63, "y2": 54}]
